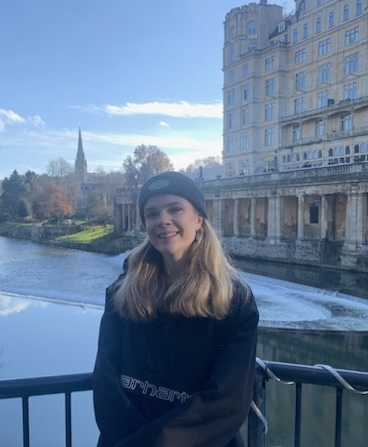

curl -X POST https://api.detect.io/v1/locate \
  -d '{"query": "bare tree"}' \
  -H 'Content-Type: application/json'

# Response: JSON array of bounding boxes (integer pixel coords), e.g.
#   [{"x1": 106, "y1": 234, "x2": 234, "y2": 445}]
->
[
  {"x1": 123, "y1": 145, "x2": 174, "y2": 187},
  {"x1": 46, "y1": 158, "x2": 73, "y2": 179}
]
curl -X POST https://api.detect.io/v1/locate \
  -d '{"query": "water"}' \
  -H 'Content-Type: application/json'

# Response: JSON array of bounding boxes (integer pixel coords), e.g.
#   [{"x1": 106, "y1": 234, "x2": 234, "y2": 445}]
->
[{"x1": 1, "y1": 236, "x2": 368, "y2": 447}]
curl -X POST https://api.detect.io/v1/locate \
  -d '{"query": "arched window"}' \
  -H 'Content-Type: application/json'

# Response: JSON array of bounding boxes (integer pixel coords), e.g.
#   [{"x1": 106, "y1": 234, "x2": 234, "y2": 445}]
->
[{"x1": 354, "y1": 144, "x2": 360, "y2": 153}]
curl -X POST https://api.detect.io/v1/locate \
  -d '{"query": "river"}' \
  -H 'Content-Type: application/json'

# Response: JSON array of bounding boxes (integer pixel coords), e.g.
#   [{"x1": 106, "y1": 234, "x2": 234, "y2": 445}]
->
[{"x1": 0, "y1": 236, "x2": 367, "y2": 446}]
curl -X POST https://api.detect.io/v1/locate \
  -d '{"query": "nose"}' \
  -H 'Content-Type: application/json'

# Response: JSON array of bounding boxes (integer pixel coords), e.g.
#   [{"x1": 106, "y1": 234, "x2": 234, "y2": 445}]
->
[{"x1": 157, "y1": 210, "x2": 171, "y2": 226}]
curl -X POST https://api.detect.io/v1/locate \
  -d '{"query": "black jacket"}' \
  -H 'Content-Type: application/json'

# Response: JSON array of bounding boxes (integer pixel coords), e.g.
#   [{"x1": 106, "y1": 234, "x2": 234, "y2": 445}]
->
[{"x1": 93, "y1": 276, "x2": 259, "y2": 447}]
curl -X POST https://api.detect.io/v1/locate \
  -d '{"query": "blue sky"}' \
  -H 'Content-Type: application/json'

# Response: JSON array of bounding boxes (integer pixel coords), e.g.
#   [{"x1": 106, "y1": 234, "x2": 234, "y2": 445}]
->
[{"x1": 0, "y1": 0, "x2": 293, "y2": 179}]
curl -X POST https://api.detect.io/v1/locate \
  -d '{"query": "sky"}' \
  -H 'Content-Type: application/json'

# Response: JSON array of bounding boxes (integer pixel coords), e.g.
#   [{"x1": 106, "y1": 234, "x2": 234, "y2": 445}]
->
[{"x1": 0, "y1": 0, "x2": 294, "y2": 179}]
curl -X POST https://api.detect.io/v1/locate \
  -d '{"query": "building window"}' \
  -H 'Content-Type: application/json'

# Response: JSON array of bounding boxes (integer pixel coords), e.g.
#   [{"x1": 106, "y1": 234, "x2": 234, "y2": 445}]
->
[
  {"x1": 294, "y1": 97, "x2": 305, "y2": 114},
  {"x1": 293, "y1": 125, "x2": 302, "y2": 142},
  {"x1": 340, "y1": 113, "x2": 352, "y2": 131},
  {"x1": 266, "y1": 78, "x2": 275, "y2": 96},
  {"x1": 225, "y1": 162, "x2": 235, "y2": 177},
  {"x1": 344, "y1": 53, "x2": 359, "y2": 75},
  {"x1": 226, "y1": 136, "x2": 235, "y2": 154},
  {"x1": 328, "y1": 11, "x2": 334, "y2": 28},
  {"x1": 343, "y1": 5, "x2": 349, "y2": 21},
  {"x1": 310, "y1": 204, "x2": 319, "y2": 224},
  {"x1": 228, "y1": 70, "x2": 235, "y2": 84},
  {"x1": 303, "y1": 23, "x2": 308, "y2": 39},
  {"x1": 265, "y1": 56, "x2": 275, "y2": 71},
  {"x1": 293, "y1": 28, "x2": 298, "y2": 43},
  {"x1": 227, "y1": 89, "x2": 236, "y2": 106},
  {"x1": 227, "y1": 112, "x2": 233, "y2": 129},
  {"x1": 317, "y1": 90, "x2": 330, "y2": 108},
  {"x1": 265, "y1": 103, "x2": 274, "y2": 121},
  {"x1": 247, "y1": 21, "x2": 257, "y2": 35},
  {"x1": 318, "y1": 38, "x2": 331, "y2": 55},
  {"x1": 228, "y1": 47, "x2": 234, "y2": 64},
  {"x1": 242, "y1": 63, "x2": 249, "y2": 77},
  {"x1": 241, "y1": 107, "x2": 249, "y2": 126},
  {"x1": 296, "y1": 72, "x2": 306, "y2": 90},
  {"x1": 242, "y1": 84, "x2": 249, "y2": 101},
  {"x1": 345, "y1": 27, "x2": 359, "y2": 45},
  {"x1": 240, "y1": 132, "x2": 249, "y2": 150},
  {"x1": 316, "y1": 17, "x2": 322, "y2": 34},
  {"x1": 295, "y1": 49, "x2": 306, "y2": 64},
  {"x1": 356, "y1": 0, "x2": 362, "y2": 15},
  {"x1": 318, "y1": 63, "x2": 331, "y2": 83},
  {"x1": 315, "y1": 119, "x2": 324, "y2": 137},
  {"x1": 265, "y1": 128, "x2": 274, "y2": 146},
  {"x1": 344, "y1": 82, "x2": 358, "y2": 99}
]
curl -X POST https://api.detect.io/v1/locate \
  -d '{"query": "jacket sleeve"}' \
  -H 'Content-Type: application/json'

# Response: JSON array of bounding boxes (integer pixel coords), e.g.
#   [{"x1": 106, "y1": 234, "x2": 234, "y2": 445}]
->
[
  {"x1": 114, "y1": 288, "x2": 259, "y2": 447},
  {"x1": 93, "y1": 279, "x2": 147, "y2": 446}
]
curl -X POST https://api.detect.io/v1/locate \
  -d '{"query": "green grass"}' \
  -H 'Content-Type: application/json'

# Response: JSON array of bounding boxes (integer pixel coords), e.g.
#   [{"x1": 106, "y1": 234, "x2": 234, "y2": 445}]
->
[{"x1": 57, "y1": 225, "x2": 114, "y2": 244}]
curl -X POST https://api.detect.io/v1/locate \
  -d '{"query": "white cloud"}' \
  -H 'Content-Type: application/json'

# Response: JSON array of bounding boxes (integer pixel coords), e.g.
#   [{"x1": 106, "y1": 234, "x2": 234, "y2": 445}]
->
[
  {"x1": 78, "y1": 100, "x2": 223, "y2": 119},
  {"x1": 0, "y1": 108, "x2": 45, "y2": 132},
  {"x1": 159, "y1": 121, "x2": 170, "y2": 128},
  {"x1": 29, "y1": 115, "x2": 45, "y2": 127},
  {"x1": 0, "y1": 108, "x2": 26, "y2": 131}
]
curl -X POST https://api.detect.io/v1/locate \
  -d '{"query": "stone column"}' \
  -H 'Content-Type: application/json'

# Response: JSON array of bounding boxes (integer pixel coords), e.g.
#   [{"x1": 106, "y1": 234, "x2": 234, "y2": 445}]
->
[
  {"x1": 275, "y1": 195, "x2": 281, "y2": 240},
  {"x1": 267, "y1": 194, "x2": 277, "y2": 243},
  {"x1": 345, "y1": 183, "x2": 359, "y2": 249},
  {"x1": 214, "y1": 197, "x2": 223, "y2": 236},
  {"x1": 122, "y1": 204, "x2": 126, "y2": 232},
  {"x1": 320, "y1": 195, "x2": 328, "y2": 239},
  {"x1": 233, "y1": 198, "x2": 240, "y2": 237},
  {"x1": 127, "y1": 204, "x2": 132, "y2": 231},
  {"x1": 250, "y1": 198, "x2": 256, "y2": 238},
  {"x1": 297, "y1": 195, "x2": 304, "y2": 239}
]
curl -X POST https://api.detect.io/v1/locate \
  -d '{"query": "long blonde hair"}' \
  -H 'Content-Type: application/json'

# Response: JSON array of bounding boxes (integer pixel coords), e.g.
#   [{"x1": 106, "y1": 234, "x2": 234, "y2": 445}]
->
[{"x1": 113, "y1": 219, "x2": 249, "y2": 321}]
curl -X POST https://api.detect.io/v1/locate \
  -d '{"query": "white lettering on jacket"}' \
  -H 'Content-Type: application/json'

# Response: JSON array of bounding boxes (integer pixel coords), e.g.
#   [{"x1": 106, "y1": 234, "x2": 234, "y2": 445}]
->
[{"x1": 120, "y1": 374, "x2": 192, "y2": 404}]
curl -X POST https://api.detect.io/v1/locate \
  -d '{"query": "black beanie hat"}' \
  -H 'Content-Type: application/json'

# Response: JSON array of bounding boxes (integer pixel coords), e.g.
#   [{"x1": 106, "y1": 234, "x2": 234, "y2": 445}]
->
[{"x1": 139, "y1": 171, "x2": 207, "y2": 225}]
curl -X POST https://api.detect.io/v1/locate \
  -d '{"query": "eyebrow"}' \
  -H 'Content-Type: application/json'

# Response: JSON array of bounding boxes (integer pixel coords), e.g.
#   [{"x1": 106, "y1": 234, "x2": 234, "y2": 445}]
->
[{"x1": 144, "y1": 201, "x2": 184, "y2": 213}]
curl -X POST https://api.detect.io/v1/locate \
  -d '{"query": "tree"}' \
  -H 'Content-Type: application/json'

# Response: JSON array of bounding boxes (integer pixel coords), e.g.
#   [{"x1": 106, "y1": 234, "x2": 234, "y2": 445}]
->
[
  {"x1": 1, "y1": 170, "x2": 29, "y2": 219},
  {"x1": 123, "y1": 145, "x2": 174, "y2": 187},
  {"x1": 180, "y1": 156, "x2": 224, "y2": 180},
  {"x1": 47, "y1": 158, "x2": 73, "y2": 179},
  {"x1": 32, "y1": 175, "x2": 73, "y2": 222}
]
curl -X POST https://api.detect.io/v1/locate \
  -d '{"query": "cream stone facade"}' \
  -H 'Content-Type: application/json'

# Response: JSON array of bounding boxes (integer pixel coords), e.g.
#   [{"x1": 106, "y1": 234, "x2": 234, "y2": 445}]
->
[
  {"x1": 223, "y1": 0, "x2": 368, "y2": 176},
  {"x1": 113, "y1": 0, "x2": 368, "y2": 271}
]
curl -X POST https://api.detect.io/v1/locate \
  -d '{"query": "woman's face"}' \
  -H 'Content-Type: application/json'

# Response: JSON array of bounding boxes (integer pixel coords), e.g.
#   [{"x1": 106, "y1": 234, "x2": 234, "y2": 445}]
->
[{"x1": 143, "y1": 194, "x2": 203, "y2": 264}]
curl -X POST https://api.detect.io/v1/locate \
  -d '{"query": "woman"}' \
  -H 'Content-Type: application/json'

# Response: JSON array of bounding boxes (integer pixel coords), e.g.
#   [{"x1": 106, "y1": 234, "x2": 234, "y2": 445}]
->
[{"x1": 93, "y1": 171, "x2": 259, "y2": 447}]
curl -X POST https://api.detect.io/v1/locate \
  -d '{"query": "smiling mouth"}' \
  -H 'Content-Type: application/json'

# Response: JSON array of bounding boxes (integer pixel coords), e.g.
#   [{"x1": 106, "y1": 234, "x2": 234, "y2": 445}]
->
[{"x1": 158, "y1": 231, "x2": 179, "y2": 239}]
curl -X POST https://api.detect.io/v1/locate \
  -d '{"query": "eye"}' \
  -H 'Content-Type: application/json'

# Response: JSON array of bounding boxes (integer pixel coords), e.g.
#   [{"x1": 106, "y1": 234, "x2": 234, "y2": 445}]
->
[
  {"x1": 144, "y1": 210, "x2": 159, "y2": 219},
  {"x1": 169, "y1": 206, "x2": 183, "y2": 213}
]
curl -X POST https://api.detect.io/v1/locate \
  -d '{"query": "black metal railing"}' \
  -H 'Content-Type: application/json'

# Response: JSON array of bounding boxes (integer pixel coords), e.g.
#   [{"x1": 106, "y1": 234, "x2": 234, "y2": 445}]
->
[{"x1": 1, "y1": 361, "x2": 367, "y2": 447}]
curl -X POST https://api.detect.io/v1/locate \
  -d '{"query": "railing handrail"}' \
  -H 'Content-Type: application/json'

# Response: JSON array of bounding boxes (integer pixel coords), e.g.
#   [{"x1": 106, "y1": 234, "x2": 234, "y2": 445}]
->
[
  {"x1": 0, "y1": 372, "x2": 92, "y2": 399},
  {"x1": 1, "y1": 361, "x2": 368, "y2": 447}
]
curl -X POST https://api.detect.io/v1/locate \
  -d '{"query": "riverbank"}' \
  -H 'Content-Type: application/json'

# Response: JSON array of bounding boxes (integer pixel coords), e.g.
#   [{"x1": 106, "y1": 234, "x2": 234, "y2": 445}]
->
[{"x1": 0, "y1": 221, "x2": 139, "y2": 254}]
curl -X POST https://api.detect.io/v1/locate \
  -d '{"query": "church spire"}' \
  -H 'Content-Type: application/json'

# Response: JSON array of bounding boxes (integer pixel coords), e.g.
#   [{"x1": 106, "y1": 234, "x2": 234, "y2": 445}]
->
[{"x1": 75, "y1": 127, "x2": 87, "y2": 183}]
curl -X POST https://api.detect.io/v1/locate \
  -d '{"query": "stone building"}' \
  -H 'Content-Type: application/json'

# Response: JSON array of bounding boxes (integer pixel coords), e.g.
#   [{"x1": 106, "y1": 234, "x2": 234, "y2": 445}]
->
[
  {"x1": 113, "y1": 0, "x2": 368, "y2": 271},
  {"x1": 223, "y1": 0, "x2": 368, "y2": 176}
]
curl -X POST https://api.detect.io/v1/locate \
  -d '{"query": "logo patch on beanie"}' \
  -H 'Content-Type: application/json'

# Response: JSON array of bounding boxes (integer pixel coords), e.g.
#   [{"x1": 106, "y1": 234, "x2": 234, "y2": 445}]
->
[{"x1": 148, "y1": 179, "x2": 170, "y2": 191}]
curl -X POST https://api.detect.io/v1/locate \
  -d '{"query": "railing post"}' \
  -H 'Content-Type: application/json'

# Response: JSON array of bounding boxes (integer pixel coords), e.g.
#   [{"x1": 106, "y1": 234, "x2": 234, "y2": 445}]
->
[{"x1": 248, "y1": 376, "x2": 266, "y2": 447}]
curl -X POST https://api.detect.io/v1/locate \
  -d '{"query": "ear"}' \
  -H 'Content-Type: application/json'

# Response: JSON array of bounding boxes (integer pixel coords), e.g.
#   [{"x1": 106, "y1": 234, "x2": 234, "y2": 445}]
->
[{"x1": 195, "y1": 215, "x2": 204, "y2": 230}]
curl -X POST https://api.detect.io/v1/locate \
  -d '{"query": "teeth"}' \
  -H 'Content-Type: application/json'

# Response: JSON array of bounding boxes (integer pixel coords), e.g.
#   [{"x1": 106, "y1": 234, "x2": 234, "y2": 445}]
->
[{"x1": 158, "y1": 232, "x2": 177, "y2": 238}]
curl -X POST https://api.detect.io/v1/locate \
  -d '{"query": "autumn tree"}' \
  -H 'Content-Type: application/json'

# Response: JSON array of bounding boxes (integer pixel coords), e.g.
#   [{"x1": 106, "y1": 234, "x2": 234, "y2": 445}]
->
[
  {"x1": 32, "y1": 175, "x2": 73, "y2": 222},
  {"x1": 123, "y1": 145, "x2": 174, "y2": 187}
]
